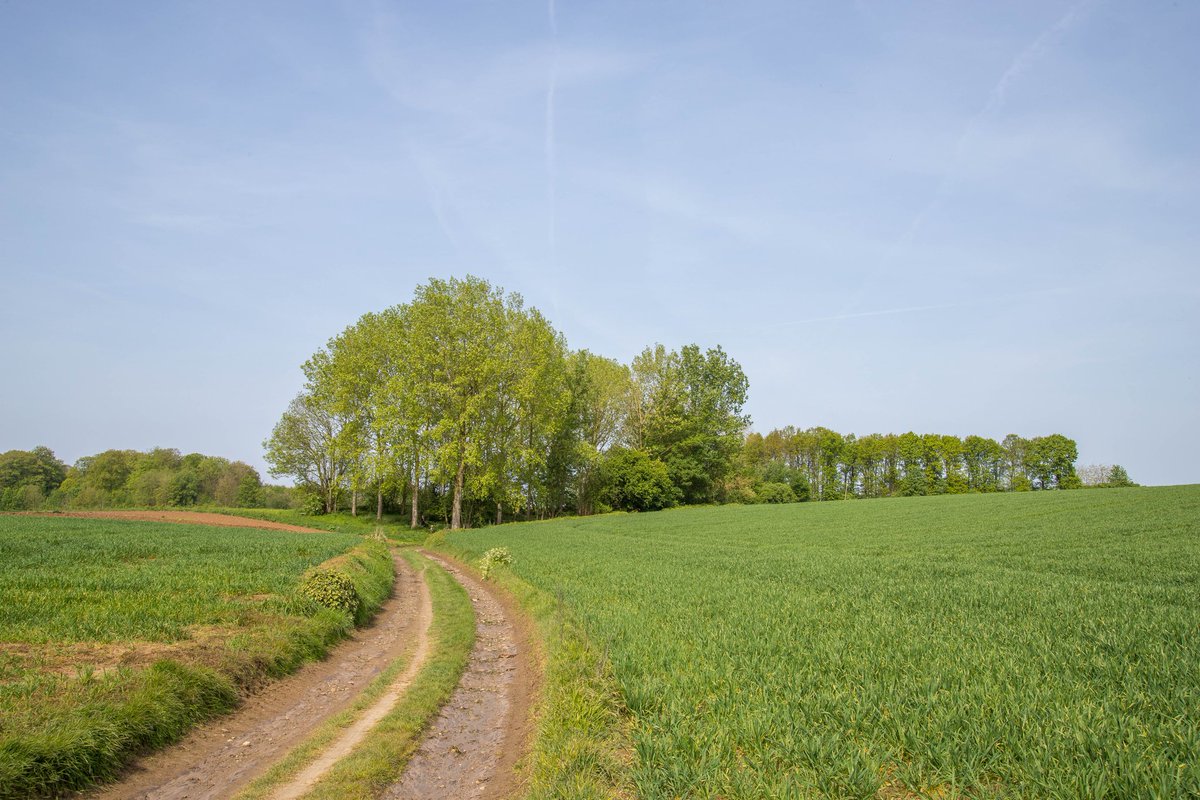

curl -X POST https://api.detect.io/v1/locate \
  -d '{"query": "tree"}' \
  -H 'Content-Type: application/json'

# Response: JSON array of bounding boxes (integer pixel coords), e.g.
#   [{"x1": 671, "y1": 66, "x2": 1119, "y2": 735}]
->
[
  {"x1": 1025, "y1": 434, "x2": 1078, "y2": 490},
  {"x1": 566, "y1": 351, "x2": 634, "y2": 515},
  {"x1": 0, "y1": 446, "x2": 67, "y2": 496},
  {"x1": 634, "y1": 344, "x2": 750, "y2": 504},
  {"x1": 1106, "y1": 464, "x2": 1136, "y2": 487},
  {"x1": 1001, "y1": 434, "x2": 1029, "y2": 491},
  {"x1": 600, "y1": 447, "x2": 680, "y2": 512},
  {"x1": 263, "y1": 392, "x2": 349, "y2": 513}
]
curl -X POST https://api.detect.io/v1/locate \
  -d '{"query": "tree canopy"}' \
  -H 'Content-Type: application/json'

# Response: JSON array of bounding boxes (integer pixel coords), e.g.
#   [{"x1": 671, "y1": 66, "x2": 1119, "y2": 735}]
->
[
  {"x1": 265, "y1": 276, "x2": 750, "y2": 527},
  {"x1": 264, "y1": 276, "x2": 1102, "y2": 525},
  {"x1": 0, "y1": 446, "x2": 268, "y2": 511}
]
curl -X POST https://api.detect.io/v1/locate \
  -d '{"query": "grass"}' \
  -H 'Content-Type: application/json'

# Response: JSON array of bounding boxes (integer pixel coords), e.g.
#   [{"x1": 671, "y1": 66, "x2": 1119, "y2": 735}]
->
[
  {"x1": 431, "y1": 535, "x2": 635, "y2": 800},
  {"x1": 234, "y1": 548, "x2": 476, "y2": 800},
  {"x1": 201, "y1": 506, "x2": 430, "y2": 544},
  {"x1": 0, "y1": 516, "x2": 392, "y2": 799},
  {"x1": 443, "y1": 486, "x2": 1200, "y2": 799}
]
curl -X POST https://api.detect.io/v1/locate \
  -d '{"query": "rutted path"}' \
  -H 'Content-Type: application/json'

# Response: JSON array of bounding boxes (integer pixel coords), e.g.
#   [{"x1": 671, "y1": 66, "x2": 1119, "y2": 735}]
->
[
  {"x1": 89, "y1": 551, "x2": 431, "y2": 800},
  {"x1": 382, "y1": 552, "x2": 537, "y2": 800}
]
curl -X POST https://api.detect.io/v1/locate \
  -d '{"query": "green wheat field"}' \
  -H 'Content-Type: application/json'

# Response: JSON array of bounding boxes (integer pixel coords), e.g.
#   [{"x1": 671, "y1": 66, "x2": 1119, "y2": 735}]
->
[{"x1": 446, "y1": 486, "x2": 1200, "y2": 799}]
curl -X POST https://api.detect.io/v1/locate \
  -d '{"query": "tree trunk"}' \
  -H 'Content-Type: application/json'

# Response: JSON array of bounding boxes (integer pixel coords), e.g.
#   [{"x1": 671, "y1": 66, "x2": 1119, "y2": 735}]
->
[
  {"x1": 376, "y1": 487, "x2": 383, "y2": 521},
  {"x1": 351, "y1": 489, "x2": 358, "y2": 517},
  {"x1": 451, "y1": 458, "x2": 466, "y2": 530},
  {"x1": 496, "y1": 501, "x2": 502, "y2": 526},
  {"x1": 410, "y1": 458, "x2": 420, "y2": 529}
]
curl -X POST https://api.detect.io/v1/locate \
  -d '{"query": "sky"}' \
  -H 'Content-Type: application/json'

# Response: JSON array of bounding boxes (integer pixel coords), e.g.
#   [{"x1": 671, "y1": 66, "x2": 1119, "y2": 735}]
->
[{"x1": 1, "y1": 1, "x2": 1197, "y2": 486}]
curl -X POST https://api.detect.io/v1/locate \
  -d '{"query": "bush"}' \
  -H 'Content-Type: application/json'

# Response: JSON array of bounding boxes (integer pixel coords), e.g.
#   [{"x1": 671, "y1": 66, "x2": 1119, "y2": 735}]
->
[
  {"x1": 298, "y1": 569, "x2": 360, "y2": 618},
  {"x1": 479, "y1": 547, "x2": 513, "y2": 579},
  {"x1": 296, "y1": 490, "x2": 325, "y2": 516},
  {"x1": 756, "y1": 482, "x2": 796, "y2": 504},
  {"x1": 600, "y1": 448, "x2": 681, "y2": 512}
]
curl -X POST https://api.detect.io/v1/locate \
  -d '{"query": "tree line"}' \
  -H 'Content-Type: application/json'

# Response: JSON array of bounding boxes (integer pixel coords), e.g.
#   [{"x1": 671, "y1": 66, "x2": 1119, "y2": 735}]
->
[
  {"x1": 736, "y1": 428, "x2": 1093, "y2": 502},
  {"x1": 264, "y1": 275, "x2": 1123, "y2": 528},
  {"x1": 264, "y1": 276, "x2": 749, "y2": 527},
  {"x1": 0, "y1": 446, "x2": 282, "y2": 511}
]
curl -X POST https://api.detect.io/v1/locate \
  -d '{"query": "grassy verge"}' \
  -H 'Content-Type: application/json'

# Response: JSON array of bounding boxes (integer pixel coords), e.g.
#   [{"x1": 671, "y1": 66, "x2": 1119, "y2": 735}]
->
[
  {"x1": 0, "y1": 518, "x2": 393, "y2": 799},
  {"x1": 234, "y1": 549, "x2": 475, "y2": 800},
  {"x1": 429, "y1": 537, "x2": 635, "y2": 800}
]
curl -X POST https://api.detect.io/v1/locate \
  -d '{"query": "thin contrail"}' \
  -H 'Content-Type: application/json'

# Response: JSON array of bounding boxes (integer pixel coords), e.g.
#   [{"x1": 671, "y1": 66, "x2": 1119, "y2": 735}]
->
[
  {"x1": 545, "y1": 0, "x2": 559, "y2": 261},
  {"x1": 845, "y1": 1, "x2": 1094, "y2": 313}
]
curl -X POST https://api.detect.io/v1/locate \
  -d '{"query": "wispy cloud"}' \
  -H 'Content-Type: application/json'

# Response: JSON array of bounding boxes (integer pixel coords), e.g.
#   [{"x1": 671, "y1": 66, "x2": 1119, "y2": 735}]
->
[
  {"x1": 572, "y1": 164, "x2": 776, "y2": 243},
  {"x1": 720, "y1": 286, "x2": 1075, "y2": 339}
]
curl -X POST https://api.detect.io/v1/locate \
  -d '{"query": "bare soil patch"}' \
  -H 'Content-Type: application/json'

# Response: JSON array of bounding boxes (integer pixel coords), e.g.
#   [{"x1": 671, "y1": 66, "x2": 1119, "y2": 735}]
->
[
  {"x1": 25, "y1": 509, "x2": 328, "y2": 533},
  {"x1": 383, "y1": 551, "x2": 540, "y2": 800},
  {"x1": 2, "y1": 624, "x2": 243, "y2": 679},
  {"x1": 86, "y1": 551, "x2": 429, "y2": 800}
]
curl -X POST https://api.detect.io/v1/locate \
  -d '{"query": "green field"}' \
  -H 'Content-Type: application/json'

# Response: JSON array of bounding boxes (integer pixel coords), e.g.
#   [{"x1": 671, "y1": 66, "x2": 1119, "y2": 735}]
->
[
  {"x1": 443, "y1": 486, "x2": 1200, "y2": 799},
  {"x1": 0, "y1": 516, "x2": 390, "y2": 798}
]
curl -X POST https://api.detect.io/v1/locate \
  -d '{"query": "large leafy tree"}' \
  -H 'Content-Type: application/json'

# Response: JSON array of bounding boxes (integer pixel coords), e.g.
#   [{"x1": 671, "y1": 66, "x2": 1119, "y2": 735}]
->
[
  {"x1": 635, "y1": 343, "x2": 750, "y2": 504},
  {"x1": 263, "y1": 392, "x2": 349, "y2": 513}
]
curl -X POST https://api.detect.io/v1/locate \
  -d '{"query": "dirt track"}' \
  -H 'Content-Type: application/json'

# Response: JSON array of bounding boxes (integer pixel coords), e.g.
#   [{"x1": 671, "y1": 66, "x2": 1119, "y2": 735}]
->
[
  {"x1": 383, "y1": 552, "x2": 539, "y2": 800},
  {"x1": 29, "y1": 509, "x2": 329, "y2": 533},
  {"x1": 69, "y1": 512, "x2": 540, "y2": 799},
  {"x1": 88, "y1": 552, "x2": 430, "y2": 800}
]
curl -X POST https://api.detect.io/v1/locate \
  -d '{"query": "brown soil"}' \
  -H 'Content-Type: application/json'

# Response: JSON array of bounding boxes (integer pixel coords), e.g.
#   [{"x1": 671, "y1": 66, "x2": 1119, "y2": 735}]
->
[
  {"x1": 269, "y1": 562, "x2": 436, "y2": 799},
  {"x1": 86, "y1": 551, "x2": 431, "y2": 800},
  {"x1": 382, "y1": 551, "x2": 540, "y2": 800},
  {"x1": 2, "y1": 624, "x2": 245, "y2": 679},
  {"x1": 25, "y1": 509, "x2": 328, "y2": 533}
]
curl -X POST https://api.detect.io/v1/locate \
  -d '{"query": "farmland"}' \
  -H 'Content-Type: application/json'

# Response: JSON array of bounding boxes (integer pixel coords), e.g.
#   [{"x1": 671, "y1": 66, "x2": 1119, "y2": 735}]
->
[
  {"x1": 443, "y1": 486, "x2": 1200, "y2": 798},
  {"x1": 0, "y1": 515, "x2": 390, "y2": 797}
]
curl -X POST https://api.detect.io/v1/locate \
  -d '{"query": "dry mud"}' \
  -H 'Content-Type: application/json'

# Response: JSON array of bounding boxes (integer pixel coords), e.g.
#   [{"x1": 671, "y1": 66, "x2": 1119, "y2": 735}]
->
[{"x1": 382, "y1": 552, "x2": 538, "y2": 800}]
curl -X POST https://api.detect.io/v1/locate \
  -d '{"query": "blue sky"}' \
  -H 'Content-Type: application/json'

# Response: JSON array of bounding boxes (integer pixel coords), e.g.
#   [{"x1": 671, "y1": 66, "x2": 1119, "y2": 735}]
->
[{"x1": 1, "y1": 1, "x2": 1196, "y2": 486}]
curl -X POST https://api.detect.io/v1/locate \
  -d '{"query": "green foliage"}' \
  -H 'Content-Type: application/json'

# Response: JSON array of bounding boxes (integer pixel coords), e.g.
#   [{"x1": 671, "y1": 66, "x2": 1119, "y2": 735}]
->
[
  {"x1": 0, "y1": 517, "x2": 393, "y2": 799},
  {"x1": 45, "y1": 447, "x2": 264, "y2": 511},
  {"x1": 445, "y1": 487, "x2": 1200, "y2": 798},
  {"x1": 0, "y1": 447, "x2": 67, "y2": 499},
  {"x1": 742, "y1": 427, "x2": 1083, "y2": 501},
  {"x1": 298, "y1": 569, "x2": 360, "y2": 618},
  {"x1": 478, "y1": 546, "x2": 513, "y2": 579},
  {"x1": 236, "y1": 472, "x2": 263, "y2": 507},
  {"x1": 167, "y1": 469, "x2": 201, "y2": 506},
  {"x1": 296, "y1": 489, "x2": 326, "y2": 516},
  {"x1": 600, "y1": 447, "x2": 681, "y2": 512},
  {"x1": 755, "y1": 481, "x2": 796, "y2": 504},
  {"x1": 633, "y1": 343, "x2": 750, "y2": 505},
  {"x1": 1107, "y1": 464, "x2": 1137, "y2": 487},
  {"x1": 0, "y1": 660, "x2": 239, "y2": 799}
]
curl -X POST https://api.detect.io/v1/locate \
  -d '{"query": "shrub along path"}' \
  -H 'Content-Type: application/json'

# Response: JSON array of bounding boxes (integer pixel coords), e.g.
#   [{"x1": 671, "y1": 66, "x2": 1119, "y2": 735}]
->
[{"x1": 87, "y1": 550, "x2": 430, "y2": 800}]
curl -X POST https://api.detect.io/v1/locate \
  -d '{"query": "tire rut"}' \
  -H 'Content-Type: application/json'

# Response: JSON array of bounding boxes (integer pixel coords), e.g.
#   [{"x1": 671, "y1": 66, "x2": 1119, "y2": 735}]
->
[
  {"x1": 88, "y1": 551, "x2": 429, "y2": 800},
  {"x1": 382, "y1": 551, "x2": 537, "y2": 800}
]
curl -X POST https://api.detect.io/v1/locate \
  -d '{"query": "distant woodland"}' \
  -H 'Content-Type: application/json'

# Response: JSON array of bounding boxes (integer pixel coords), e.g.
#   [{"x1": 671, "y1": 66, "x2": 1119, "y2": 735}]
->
[
  {"x1": 0, "y1": 276, "x2": 1136, "y2": 519},
  {"x1": 0, "y1": 447, "x2": 288, "y2": 511},
  {"x1": 261, "y1": 276, "x2": 1133, "y2": 528}
]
